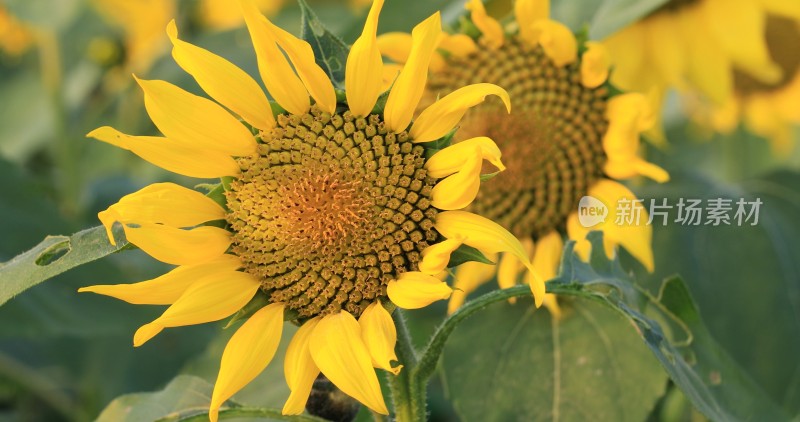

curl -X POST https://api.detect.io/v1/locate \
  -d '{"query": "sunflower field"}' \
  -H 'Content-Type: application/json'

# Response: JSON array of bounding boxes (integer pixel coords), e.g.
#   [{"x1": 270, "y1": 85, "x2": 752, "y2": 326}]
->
[{"x1": 1, "y1": 0, "x2": 798, "y2": 421}]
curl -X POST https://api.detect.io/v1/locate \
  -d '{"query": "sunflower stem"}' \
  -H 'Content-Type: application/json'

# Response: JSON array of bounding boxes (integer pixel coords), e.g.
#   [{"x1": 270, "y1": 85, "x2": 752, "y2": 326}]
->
[{"x1": 389, "y1": 310, "x2": 425, "y2": 422}]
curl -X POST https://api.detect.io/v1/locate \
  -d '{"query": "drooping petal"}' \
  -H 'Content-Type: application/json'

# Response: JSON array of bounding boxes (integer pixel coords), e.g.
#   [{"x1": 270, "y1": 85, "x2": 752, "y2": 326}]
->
[
  {"x1": 263, "y1": 18, "x2": 337, "y2": 114},
  {"x1": 532, "y1": 231, "x2": 563, "y2": 318},
  {"x1": 345, "y1": 0, "x2": 385, "y2": 117},
  {"x1": 437, "y1": 33, "x2": 477, "y2": 59},
  {"x1": 580, "y1": 41, "x2": 610, "y2": 88},
  {"x1": 418, "y1": 237, "x2": 463, "y2": 275},
  {"x1": 677, "y1": 6, "x2": 732, "y2": 105},
  {"x1": 410, "y1": 84, "x2": 510, "y2": 143},
  {"x1": 98, "y1": 182, "x2": 225, "y2": 244},
  {"x1": 644, "y1": 12, "x2": 686, "y2": 88},
  {"x1": 283, "y1": 318, "x2": 321, "y2": 415},
  {"x1": 309, "y1": 312, "x2": 388, "y2": 415},
  {"x1": 166, "y1": 20, "x2": 274, "y2": 131},
  {"x1": 603, "y1": 93, "x2": 669, "y2": 183},
  {"x1": 88, "y1": 127, "x2": 240, "y2": 179},
  {"x1": 134, "y1": 77, "x2": 256, "y2": 156},
  {"x1": 78, "y1": 254, "x2": 242, "y2": 305},
  {"x1": 430, "y1": 150, "x2": 482, "y2": 210},
  {"x1": 240, "y1": 0, "x2": 310, "y2": 115},
  {"x1": 515, "y1": 0, "x2": 550, "y2": 41},
  {"x1": 123, "y1": 222, "x2": 231, "y2": 266},
  {"x1": 448, "y1": 260, "x2": 497, "y2": 314},
  {"x1": 527, "y1": 19, "x2": 576, "y2": 67},
  {"x1": 466, "y1": 0, "x2": 504, "y2": 48},
  {"x1": 133, "y1": 271, "x2": 262, "y2": 346},
  {"x1": 497, "y1": 252, "x2": 522, "y2": 290},
  {"x1": 358, "y1": 302, "x2": 401, "y2": 375},
  {"x1": 384, "y1": 12, "x2": 441, "y2": 133},
  {"x1": 387, "y1": 271, "x2": 452, "y2": 309},
  {"x1": 209, "y1": 303, "x2": 286, "y2": 422},
  {"x1": 425, "y1": 136, "x2": 505, "y2": 177},
  {"x1": 602, "y1": 22, "x2": 648, "y2": 93}
]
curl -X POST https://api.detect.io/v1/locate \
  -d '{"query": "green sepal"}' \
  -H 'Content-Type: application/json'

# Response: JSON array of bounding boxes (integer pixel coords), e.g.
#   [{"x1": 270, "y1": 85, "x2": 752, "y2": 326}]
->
[
  {"x1": 423, "y1": 127, "x2": 457, "y2": 159},
  {"x1": 224, "y1": 293, "x2": 302, "y2": 329},
  {"x1": 479, "y1": 171, "x2": 501, "y2": 182},
  {"x1": 447, "y1": 243, "x2": 494, "y2": 268}
]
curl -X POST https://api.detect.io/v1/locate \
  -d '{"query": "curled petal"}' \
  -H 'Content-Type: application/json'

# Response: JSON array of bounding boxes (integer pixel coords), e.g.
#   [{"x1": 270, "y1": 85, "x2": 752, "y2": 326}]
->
[
  {"x1": 240, "y1": 0, "x2": 310, "y2": 115},
  {"x1": 387, "y1": 271, "x2": 452, "y2": 309},
  {"x1": 78, "y1": 254, "x2": 241, "y2": 305},
  {"x1": 358, "y1": 302, "x2": 401, "y2": 375},
  {"x1": 166, "y1": 20, "x2": 274, "y2": 131},
  {"x1": 345, "y1": 0, "x2": 385, "y2": 117},
  {"x1": 309, "y1": 312, "x2": 388, "y2": 414},
  {"x1": 580, "y1": 41, "x2": 610, "y2": 89},
  {"x1": 603, "y1": 93, "x2": 669, "y2": 183},
  {"x1": 384, "y1": 12, "x2": 441, "y2": 133},
  {"x1": 283, "y1": 318, "x2": 321, "y2": 415},
  {"x1": 410, "y1": 84, "x2": 510, "y2": 143},
  {"x1": 88, "y1": 127, "x2": 239, "y2": 179},
  {"x1": 209, "y1": 303, "x2": 285, "y2": 422},
  {"x1": 466, "y1": 0, "x2": 504, "y2": 48},
  {"x1": 527, "y1": 19, "x2": 576, "y2": 67},
  {"x1": 425, "y1": 136, "x2": 505, "y2": 178},
  {"x1": 133, "y1": 271, "x2": 261, "y2": 346},
  {"x1": 123, "y1": 222, "x2": 231, "y2": 266},
  {"x1": 418, "y1": 237, "x2": 463, "y2": 275},
  {"x1": 134, "y1": 77, "x2": 256, "y2": 156},
  {"x1": 430, "y1": 150, "x2": 482, "y2": 210},
  {"x1": 98, "y1": 182, "x2": 225, "y2": 244}
]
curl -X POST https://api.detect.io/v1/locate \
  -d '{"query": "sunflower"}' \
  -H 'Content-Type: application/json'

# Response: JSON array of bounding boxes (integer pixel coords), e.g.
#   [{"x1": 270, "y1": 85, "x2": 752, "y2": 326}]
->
[
  {"x1": 0, "y1": 5, "x2": 33, "y2": 57},
  {"x1": 603, "y1": 0, "x2": 786, "y2": 143},
  {"x1": 698, "y1": 7, "x2": 800, "y2": 154},
  {"x1": 78, "y1": 0, "x2": 544, "y2": 419},
  {"x1": 378, "y1": 0, "x2": 669, "y2": 316}
]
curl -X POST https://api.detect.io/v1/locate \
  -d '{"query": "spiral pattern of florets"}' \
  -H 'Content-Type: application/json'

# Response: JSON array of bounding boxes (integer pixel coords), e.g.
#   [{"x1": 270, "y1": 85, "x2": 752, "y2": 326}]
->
[
  {"x1": 225, "y1": 106, "x2": 439, "y2": 318},
  {"x1": 429, "y1": 37, "x2": 608, "y2": 239}
]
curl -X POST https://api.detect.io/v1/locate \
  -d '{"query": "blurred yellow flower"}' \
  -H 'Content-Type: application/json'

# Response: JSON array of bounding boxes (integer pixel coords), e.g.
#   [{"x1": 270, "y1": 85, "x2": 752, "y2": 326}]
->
[
  {"x1": 604, "y1": 0, "x2": 789, "y2": 144},
  {"x1": 0, "y1": 5, "x2": 33, "y2": 57},
  {"x1": 379, "y1": 0, "x2": 668, "y2": 317},
  {"x1": 78, "y1": 0, "x2": 540, "y2": 419},
  {"x1": 198, "y1": 0, "x2": 286, "y2": 31}
]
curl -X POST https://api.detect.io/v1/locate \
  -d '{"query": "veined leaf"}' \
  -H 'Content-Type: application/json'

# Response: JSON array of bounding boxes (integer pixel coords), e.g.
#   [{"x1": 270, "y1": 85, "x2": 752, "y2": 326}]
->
[
  {"x1": 0, "y1": 225, "x2": 128, "y2": 306},
  {"x1": 298, "y1": 0, "x2": 349, "y2": 88}
]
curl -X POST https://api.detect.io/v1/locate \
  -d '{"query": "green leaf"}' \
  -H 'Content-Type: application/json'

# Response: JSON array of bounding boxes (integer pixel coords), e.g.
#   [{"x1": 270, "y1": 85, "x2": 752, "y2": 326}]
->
[
  {"x1": 447, "y1": 243, "x2": 494, "y2": 267},
  {"x1": 298, "y1": 0, "x2": 349, "y2": 88},
  {"x1": 95, "y1": 375, "x2": 214, "y2": 422},
  {"x1": 0, "y1": 225, "x2": 129, "y2": 306},
  {"x1": 441, "y1": 297, "x2": 668, "y2": 421},
  {"x1": 589, "y1": 0, "x2": 669, "y2": 39}
]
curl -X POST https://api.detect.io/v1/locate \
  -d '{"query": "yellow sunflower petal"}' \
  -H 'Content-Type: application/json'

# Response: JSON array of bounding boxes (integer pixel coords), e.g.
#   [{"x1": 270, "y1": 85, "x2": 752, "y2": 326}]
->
[
  {"x1": 677, "y1": 7, "x2": 732, "y2": 104},
  {"x1": 381, "y1": 63, "x2": 403, "y2": 92},
  {"x1": 410, "y1": 84, "x2": 510, "y2": 143},
  {"x1": 515, "y1": 0, "x2": 550, "y2": 38},
  {"x1": 377, "y1": 32, "x2": 412, "y2": 65},
  {"x1": 448, "y1": 260, "x2": 497, "y2": 314},
  {"x1": 466, "y1": 0, "x2": 504, "y2": 49},
  {"x1": 77, "y1": 254, "x2": 242, "y2": 305},
  {"x1": 703, "y1": 0, "x2": 781, "y2": 84},
  {"x1": 133, "y1": 271, "x2": 262, "y2": 346},
  {"x1": 264, "y1": 18, "x2": 337, "y2": 114},
  {"x1": 166, "y1": 20, "x2": 274, "y2": 131},
  {"x1": 430, "y1": 150, "x2": 482, "y2": 210},
  {"x1": 134, "y1": 77, "x2": 256, "y2": 156},
  {"x1": 602, "y1": 22, "x2": 648, "y2": 93},
  {"x1": 283, "y1": 318, "x2": 321, "y2": 415},
  {"x1": 566, "y1": 213, "x2": 591, "y2": 262},
  {"x1": 437, "y1": 33, "x2": 477, "y2": 59},
  {"x1": 345, "y1": 0, "x2": 385, "y2": 117},
  {"x1": 98, "y1": 182, "x2": 225, "y2": 244},
  {"x1": 645, "y1": 12, "x2": 685, "y2": 88},
  {"x1": 425, "y1": 136, "x2": 505, "y2": 177},
  {"x1": 240, "y1": 0, "x2": 310, "y2": 115},
  {"x1": 762, "y1": 0, "x2": 800, "y2": 20},
  {"x1": 384, "y1": 12, "x2": 441, "y2": 133},
  {"x1": 602, "y1": 93, "x2": 669, "y2": 183},
  {"x1": 418, "y1": 237, "x2": 463, "y2": 275},
  {"x1": 387, "y1": 271, "x2": 453, "y2": 309},
  {"x1": 309, "y1": 312, "x2": 388, "y2": 415},
  {"x1": 87, "y1": 127, "x2": 240, "y2": 179},
  {"x1": 527, "y1": 19, "x2": 576, "y2": 67},
  {"x1": 580, "y1": 41, "x2": 610, "y2": 88},
  {"x1": 358, "y1": 302, "x2": 401, "y2": 375},
  {"x1": 497, "y1": 252, "x2": 522, "y2": 290},
  {"x1": 122, "y1": 222, "x2": 231, "y2": 266},
  {"x1": 209, "y1": 303, "x2": 285, "y2": 422},
  {"x1": 533, "y1": 231, "x2": 563, "y2": 319}
]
